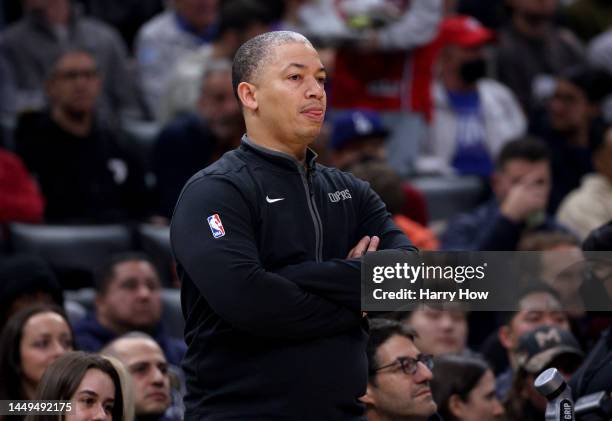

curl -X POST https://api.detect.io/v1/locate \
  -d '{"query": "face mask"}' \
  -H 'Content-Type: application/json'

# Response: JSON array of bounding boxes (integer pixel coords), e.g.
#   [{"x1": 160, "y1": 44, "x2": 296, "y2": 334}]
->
[{"x1": 459, "y1": 58, "x2": 487, "y2": 85}]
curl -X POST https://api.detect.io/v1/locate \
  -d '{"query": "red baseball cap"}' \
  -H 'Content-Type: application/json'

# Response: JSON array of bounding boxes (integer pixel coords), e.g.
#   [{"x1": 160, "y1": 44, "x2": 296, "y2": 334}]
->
[{"x1": 439, "y1": 15, "x2": 495, "y2": 48}]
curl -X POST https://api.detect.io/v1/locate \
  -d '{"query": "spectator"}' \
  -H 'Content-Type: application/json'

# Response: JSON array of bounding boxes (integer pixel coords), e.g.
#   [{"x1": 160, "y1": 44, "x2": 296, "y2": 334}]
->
[
  {"x1": 0, "y1": 147, "x2": 44, "y2": 224},
  {"x1": 496, "y1": 0, "x2": 584, "y2": 113},
  {"x1": 431, "y1": 354, "x2": 505, "y2": 421},
  {"x1": 504, "y1": 325, "x2": 584, "y2": 420},
  {"x1": 520, "y1": 232, "x2": 587, "y2": 318},
  {"x1": 1, "y1": 0, "x2": 138, "y2": 122},
  {"x1": 441, "y1": 136, "x2": 566, "y2": 250},
  {"x1": 330, "y1": 109, "x2": 430, "y2": 226},
  {"x1": 0, "y1": 255, "x2": 63, "y2": 331},
  {"x1": 489, "y1": 283, "x2": 570, "y2": 399},
  {"x1": 557, "y1": 124, "x2": 612, "y2": 239},
  {"x1": 102, "y1": 333, "x2": 177, "y2": 421},
  {"x1": 135, "y1": 0, "x2": 220, "y2": 119},
  {"x1": 0, "y1": 305, "x2": 74, "y2": 406},
  {"x1": 329, "y1": 0, "x2": 444, "y2": 176},
  {"x1": 27, "y1": 351, "x2": 125, "y2": 421},
  {"x1": 361, "y1": 318, "x2": 438, "y2": 421},
  {"x1": 421, "y1": 15, "x2": 526, "y2": 177},
  {"x1": 14, "y1": 49, "x2": 150, "y2": 223},
  {"x1": 73, "y1": 252, "x2": 186, "y2": 367},
  {"x1": 399, "y1": 306, "x2": 468, "y2": 356},
  {"x1": 349, "y1": 161, "x2": 439, "y2": 250},
  {"x1": 153, "y1": 59, "x2": 242, "y2": 219},
  {"x1": 530, "y1": 66, "x2": 612, "y2": 212},
  {"x1": 160, "y1": 0, "x2": 271, "y2": 123},
  {"x1": 75, "y1": 0, "x2": 165, "y2": 52}
]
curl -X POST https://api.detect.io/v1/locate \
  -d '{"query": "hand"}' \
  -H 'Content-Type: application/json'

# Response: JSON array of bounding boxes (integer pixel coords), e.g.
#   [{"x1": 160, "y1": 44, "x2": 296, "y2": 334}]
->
[
  {"x1": 347, "y1": 235, "x2": 380, "y2": 258},
  {"x1": 500, "y1": 170, "x2": 548, "y2": 223}
]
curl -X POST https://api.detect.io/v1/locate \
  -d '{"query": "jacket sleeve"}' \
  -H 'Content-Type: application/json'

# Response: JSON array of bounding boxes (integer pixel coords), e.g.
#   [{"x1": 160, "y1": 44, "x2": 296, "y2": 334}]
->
[
  {"x1": 274, "y1": 179, "x2": 416, "y2": 311},
  {"x1": 170, "y1": 175, "x2": 362, "y2": 339},
  {"x1": 441, "y1": 211, "x2": 522, "y2": 251}
]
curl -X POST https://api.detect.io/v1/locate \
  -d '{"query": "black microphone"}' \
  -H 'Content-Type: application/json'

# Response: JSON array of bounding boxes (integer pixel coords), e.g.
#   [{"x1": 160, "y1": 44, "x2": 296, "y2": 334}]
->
[{"x1": 575, "y1": 391, "x2": 612, "y2": 421}]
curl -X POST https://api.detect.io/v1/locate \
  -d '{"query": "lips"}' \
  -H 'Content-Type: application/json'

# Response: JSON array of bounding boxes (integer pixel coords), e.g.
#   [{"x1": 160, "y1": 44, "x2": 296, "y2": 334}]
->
[
  {"x1": 301, "y1": 105, "x2": 325, "y2": 121},
  {"x1": 146, "y1": 392, "x2": 169, "y2": 402},
  {"x1": 413, "y1": 388, "x2": 432, "y2": 398}
]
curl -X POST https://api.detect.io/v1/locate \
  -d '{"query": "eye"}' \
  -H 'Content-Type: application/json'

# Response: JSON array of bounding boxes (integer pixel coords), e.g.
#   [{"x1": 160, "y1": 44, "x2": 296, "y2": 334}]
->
[
  {"x1": 81, "y1": 398, "x2": 95, "y2": 406},
  {"x1": 288, "y1": 74, "x2": 301, "y2": 81},
  {"x1": 317, "y1": 77, "x2": 327, "y2": 85},
  {"x1": 34, "y1": 339, "x2": 50, "y2": 348}
]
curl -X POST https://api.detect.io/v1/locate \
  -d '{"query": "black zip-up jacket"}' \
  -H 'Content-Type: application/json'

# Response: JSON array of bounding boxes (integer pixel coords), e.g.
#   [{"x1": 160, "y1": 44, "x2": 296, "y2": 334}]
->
[{"x1": 171, "y1": 137, "x2": 415, "y2": 420}]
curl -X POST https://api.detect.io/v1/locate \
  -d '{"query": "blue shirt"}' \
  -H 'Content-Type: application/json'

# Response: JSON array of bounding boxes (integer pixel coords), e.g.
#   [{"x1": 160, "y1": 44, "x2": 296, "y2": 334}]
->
[{"x1": 447, "y1": 90, "x2": 494, "y2": 177}]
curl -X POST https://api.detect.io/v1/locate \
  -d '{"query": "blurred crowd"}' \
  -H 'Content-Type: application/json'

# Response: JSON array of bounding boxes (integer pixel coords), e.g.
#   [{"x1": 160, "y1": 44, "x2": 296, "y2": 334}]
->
[{"x1": 1, "y1": 0, "x2": 612, "y2": 420}]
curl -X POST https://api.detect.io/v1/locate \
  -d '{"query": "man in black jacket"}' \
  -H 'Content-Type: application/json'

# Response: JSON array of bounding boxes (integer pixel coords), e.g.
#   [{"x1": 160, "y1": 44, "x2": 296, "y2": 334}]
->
[{"x1": 171, "y1": 31, "x2": 415, "y2": 420}]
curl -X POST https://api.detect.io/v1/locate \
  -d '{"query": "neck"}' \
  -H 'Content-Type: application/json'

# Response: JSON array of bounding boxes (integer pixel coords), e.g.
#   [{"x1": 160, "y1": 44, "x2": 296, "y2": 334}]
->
[
  {"x1": 52, "y1": 106, "x2": 93, "y2": 137},
  {"x1": 441, "y1": 71, "x2": 475, "y2": 93},
  {"x1": 366, "y1": 409, "x2": 429, "y2": 421},
  {"x1": 22, "y1": 381, "x2": 37, "y2": 400},
  {"x1": 97, "y1": 312, "x2": 140, "y2": 337},
  {"x1": 566, "y1": 124, "x2": 589, "y2": 148},
  {"x1": 211, "y1": 41, "x2": 232, "y2": 58},
  {"x1": 246, "y1": 129, "x2": 309, "y2": 163},
  {"x1": 512, "y1": 13, "x2": 550, "y2": 40},
  {"x1": 283, "y1": 0, "x2": 302, "y2": 26}
]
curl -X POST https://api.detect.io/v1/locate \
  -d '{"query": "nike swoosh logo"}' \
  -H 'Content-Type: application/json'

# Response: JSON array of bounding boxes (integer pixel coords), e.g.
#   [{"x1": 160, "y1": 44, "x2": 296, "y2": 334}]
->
[{"x1": 266, "y1": 196, "x2": 285, "y2": 203}]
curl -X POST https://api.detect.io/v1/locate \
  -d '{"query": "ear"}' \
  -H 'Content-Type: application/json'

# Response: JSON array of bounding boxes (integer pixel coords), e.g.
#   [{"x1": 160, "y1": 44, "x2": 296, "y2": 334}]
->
[
  {"x1": 237, "y1": 81, "x2": 258, "y2": 111},
  {"x1": 498, "y1": 325, "x2": 513, "y2": 350},
  {"x1": 491, "y1": 171, "x2": 501, "y2": 195},
  {"x1": 448, "y1": 394, "x2": 465, "y2": 418},
  {"x1": 94, "y1": 294, "x2": 105, "y2": 313},
  {"x1": 359, "y1": 383, "x2": 376, "y2": 406},
  {"x1": 44, "y1": 78, "x2": 55, "y2": 100}
]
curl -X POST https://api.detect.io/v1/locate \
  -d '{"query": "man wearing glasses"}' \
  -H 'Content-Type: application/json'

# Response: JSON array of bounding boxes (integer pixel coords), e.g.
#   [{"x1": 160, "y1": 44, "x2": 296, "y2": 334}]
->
[{"x1": 362, "y1": 318, "x2": 439, "y2": 421}]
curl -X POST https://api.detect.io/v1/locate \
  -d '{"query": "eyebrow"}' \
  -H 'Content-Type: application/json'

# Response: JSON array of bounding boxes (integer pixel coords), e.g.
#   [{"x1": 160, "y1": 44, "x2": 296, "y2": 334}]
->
[
  {"x1": 78, "y1": 390, "x2": 99, "y2": 398},
  {"x1": 283, "y1": 63, "x2": 326, "y2": 74}
]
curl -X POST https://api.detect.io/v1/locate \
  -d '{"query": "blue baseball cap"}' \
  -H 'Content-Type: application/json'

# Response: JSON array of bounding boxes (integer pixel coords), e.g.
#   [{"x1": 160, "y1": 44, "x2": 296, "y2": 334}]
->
[{"x1": 330, "y1": 110, "x2": 388, "y2": 151}]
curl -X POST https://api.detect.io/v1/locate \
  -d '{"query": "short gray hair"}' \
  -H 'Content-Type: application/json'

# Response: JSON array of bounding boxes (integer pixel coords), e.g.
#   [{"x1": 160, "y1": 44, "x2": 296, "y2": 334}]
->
[{"x1": 232, "y1": 31, "x2": 312, "y2": 100}]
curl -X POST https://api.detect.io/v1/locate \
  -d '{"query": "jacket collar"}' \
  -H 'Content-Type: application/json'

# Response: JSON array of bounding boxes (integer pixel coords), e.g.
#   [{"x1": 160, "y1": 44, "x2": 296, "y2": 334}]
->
[{"x1": 240, "y1": 134, "x2": 318, "y2": 172}]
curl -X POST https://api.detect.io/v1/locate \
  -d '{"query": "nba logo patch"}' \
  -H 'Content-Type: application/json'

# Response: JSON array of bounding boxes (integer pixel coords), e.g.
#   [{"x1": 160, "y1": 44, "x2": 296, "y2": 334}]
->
[{"x1": 207, "y1": 214, "x2": 225, "y2": 238}]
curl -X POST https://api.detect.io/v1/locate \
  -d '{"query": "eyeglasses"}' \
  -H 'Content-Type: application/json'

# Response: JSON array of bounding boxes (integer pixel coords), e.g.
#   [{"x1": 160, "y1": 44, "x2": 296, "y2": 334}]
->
[{"x1": 374, "y1": 354, "x2": 434, "y2": 376}]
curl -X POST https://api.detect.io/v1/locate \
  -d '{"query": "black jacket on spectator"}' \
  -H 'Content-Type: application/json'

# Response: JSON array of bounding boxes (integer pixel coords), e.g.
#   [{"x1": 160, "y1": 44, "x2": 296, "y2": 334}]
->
[
  {"x1": 15, "y1": 111, "x2": 149, "y2": 223},
  {"x1": 153, "y1": 112, "x2": 229, "y2": 218},
  {"x1": 530, "y1": 113, "x2": 595, "y2": 214},
  {"x1": 171, "y1": 137, "x2": 414, "y2": 419}
]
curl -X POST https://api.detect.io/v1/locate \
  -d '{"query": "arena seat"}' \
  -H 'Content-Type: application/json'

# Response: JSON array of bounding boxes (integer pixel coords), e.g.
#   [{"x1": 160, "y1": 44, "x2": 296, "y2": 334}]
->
[
  {"x1": 8, "y1": 223, "x2": 132, "y2": 289},
  {"x1": 138, "y1": 223, "x2": 175, "y2": 287},
  {"x1": 64, "y1": 287, "x2": 184, "y2": 340},
  {"x1": 411, "y1": 176, "x2": 485, "y2": 222}
]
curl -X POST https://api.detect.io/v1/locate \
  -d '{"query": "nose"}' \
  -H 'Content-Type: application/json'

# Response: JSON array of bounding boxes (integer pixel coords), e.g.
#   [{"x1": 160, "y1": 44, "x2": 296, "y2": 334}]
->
[
  {"x1": 305, "y1": 76, "x2": 324, "y2": 100},
  {"x1": 151, "y1": 367, "x2": 166, "y2": 386},
  {"x1": 136, "y1": 284, "x2": 152, "y2": 300},
  {"x1": 91, "y1": 404, "x2": 108, "y2": 421},
  {"x1": 492, "y1": 398, "x2": 505, "y2": 416},
  {"x1": 50, "y1": 339, "x2": 68, "y2": 359},
  {"x1": 414, "y1": 361, "x2": 433, "y2": 383},
  {"x1": 439, "y1": 314, "x2": 454, "y2": 330}
]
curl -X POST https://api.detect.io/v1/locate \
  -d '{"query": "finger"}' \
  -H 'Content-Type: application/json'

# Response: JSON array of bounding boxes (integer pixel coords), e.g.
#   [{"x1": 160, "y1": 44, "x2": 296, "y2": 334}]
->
[
  {"x1": 348, "y1": 236, "x2": 370, "y2": 258},
  {"x1": 366, "y1": 236, "x2": 380, "y2": 253}
]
